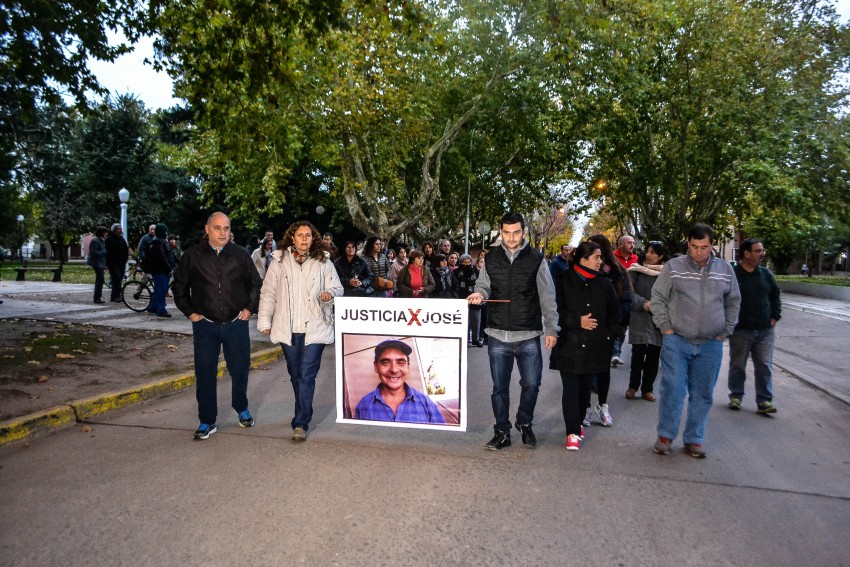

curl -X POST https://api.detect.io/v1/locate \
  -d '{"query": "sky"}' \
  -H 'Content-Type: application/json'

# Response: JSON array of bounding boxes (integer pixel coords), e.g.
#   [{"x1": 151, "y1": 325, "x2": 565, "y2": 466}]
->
[{"x1": 91, "y1": 1, "x2": 850, "y2": 111}]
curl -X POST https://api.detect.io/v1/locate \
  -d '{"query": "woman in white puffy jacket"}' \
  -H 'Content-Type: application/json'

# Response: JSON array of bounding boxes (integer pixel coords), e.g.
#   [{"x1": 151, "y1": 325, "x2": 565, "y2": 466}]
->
[{"x1": 257, "y1": 221, "x2": 343, "y2": 441}]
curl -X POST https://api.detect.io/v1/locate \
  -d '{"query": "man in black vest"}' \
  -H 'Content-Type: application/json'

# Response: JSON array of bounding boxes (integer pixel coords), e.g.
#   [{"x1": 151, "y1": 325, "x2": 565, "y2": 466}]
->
[{"x1": 467, "y1": 212, "x2": 559, "y2": 450}]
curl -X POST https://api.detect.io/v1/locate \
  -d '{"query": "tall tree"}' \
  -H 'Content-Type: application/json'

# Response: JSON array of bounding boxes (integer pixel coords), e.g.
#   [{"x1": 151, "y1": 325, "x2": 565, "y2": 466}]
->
[{"x1": 550, "y1": 0, "x2": 850, "y2": 252}]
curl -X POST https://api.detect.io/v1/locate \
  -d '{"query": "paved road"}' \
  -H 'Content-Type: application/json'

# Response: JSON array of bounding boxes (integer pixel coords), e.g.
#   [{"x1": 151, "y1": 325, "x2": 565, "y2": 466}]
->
[{"x1": 1, "y1": 282, "x2": 848, "y2": 566}]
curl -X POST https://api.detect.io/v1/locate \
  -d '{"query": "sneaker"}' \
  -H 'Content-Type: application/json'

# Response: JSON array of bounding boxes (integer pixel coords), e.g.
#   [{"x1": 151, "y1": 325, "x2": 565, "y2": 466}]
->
[
  {"x1": 728, "y1": 398, "x2": 742, "y2": 410},
  {"x1": 611, "y1": 356, "x2": 624, "y2": 367},
  {"x1": 291, "y1": 427, "x2": 307, "y2": 441},
  {"x1": 596, "y1": 403, "x2": 613, "y2": 427},
  {"x1": 757, "y1": 401, "x2": 777, "y2": 414},
  {"x1": 684, "y1": 443, "x2": 706, "y2": 459},
  {"x1": 193, "y1": 423, "x2": 217, "y2": 440},
  {"x1": 579, "y1": 425, "x2": 585, "y2": 440},
  {"x1": 237, "y1": 409, "x2": 255, "y2": 428},
  {"x1": 515, "y1": 423, "x2": 537, "y2": 448},
  {"x1": 582, "y1": 408, "x2": 593, "y2": 427},
  {"x1": 485, "y1": 430, "x2": 511, "y2": 450},
  {"x1": 565, "y1": 434, "x2": 581, "y2": 451},
  {"x1": 653, "y1": 436, "x2": 671, "y2": 455}
]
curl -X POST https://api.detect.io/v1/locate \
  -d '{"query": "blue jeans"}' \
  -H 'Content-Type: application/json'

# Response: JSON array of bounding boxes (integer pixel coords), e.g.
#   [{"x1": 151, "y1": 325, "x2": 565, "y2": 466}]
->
[
  {"x1": 150, "y1": 273, "x2": 170, "y2": 315},
  {"x1": 657, "y1": 333, "x2": 723, "y2": 445},
  {"x1": 728, "y1": 328, "x2": 775, "y2": 404},
  {"x1": 487, "y1": 335, "x2": 543, "y2": 432},
  {"x1": 281, "y1": 333, "x2": 326, "y2": 431},
  {"x1": 192, "y1": 318, "x2": 251, "y2": 425}
]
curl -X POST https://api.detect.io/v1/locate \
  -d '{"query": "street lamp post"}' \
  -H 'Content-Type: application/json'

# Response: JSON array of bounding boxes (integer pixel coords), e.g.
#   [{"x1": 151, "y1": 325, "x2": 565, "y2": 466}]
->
[
  {"x1": 16, "y1": 214, "x2": 25, "y2": 266},
  {"x1": 118, "y1": 188, "x2": 130, "y2": 240},
  {"x1": 479, "y1": 221, "x2": 491, "y2": 251}
]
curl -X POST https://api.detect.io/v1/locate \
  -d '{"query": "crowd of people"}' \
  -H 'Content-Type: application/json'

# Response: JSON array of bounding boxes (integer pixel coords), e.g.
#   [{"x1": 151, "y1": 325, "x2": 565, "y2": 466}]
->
[{"x1": 89, "y1": 212, "x2": 779, "y2": 458}]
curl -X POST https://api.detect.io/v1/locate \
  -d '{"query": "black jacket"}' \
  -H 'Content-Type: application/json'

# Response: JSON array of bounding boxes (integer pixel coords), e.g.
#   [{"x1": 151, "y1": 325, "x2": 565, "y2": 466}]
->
[
  {"x1": 105, "y1": 233, "x2": 129, "y2": 269},
  {"x1": 172, "y1": 242, "x2": 262, "y2": 323},
  {"x1": 550, "y1": 267, "x2": 619, "y2": 374}
]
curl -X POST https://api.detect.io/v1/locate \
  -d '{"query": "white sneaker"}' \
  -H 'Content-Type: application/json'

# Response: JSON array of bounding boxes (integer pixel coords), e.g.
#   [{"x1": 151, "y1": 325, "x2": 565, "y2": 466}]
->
[
  {"x1": 596, "y1": 403, "x2": 613, "y2": 427},
  {"x1": 582, "y1": 408, "x2": 593, "y2": 427},
  {"x1": 611, "y1": 356, "x2": 624, "y2": 367}
]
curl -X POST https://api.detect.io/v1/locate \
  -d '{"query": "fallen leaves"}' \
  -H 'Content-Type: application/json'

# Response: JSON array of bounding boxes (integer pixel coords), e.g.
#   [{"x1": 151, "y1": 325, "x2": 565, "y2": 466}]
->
[
  {"x1": 38, "y1": 375, "x2": 48, "y2": 382},
  {"x1": 55, "y1": 353, "x2": 75, "y2": 359}
]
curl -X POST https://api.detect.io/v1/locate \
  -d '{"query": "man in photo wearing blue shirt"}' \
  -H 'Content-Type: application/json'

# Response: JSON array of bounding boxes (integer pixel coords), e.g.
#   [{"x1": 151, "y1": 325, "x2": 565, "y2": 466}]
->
[{"x1": 355, "y1": 340, "x2": 446, "y2": 425}]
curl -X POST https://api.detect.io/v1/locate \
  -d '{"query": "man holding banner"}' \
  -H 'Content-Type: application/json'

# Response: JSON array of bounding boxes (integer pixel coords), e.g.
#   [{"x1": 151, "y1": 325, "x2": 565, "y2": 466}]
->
[{"x1": 467, "y1": 212, "x2": 559, "y2": 450}]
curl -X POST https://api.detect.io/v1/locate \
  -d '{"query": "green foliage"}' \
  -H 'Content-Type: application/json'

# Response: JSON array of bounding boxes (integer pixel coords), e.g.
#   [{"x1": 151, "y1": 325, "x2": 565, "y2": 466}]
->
[{"x1": 552, "y1": 0, "x2": 850, "y2": 253}]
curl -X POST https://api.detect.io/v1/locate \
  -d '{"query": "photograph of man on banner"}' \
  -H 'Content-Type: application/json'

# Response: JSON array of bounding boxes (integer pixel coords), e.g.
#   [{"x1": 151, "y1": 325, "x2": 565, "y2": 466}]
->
[{"x1": 340, "y1": 334, "x2": 461, "y2": 428}]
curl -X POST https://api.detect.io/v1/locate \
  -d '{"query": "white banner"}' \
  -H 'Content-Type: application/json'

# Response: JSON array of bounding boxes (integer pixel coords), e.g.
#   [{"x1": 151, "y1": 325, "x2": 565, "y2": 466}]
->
[{"x1": 335, "y1": 297, "x2": 468, "y2": 431}]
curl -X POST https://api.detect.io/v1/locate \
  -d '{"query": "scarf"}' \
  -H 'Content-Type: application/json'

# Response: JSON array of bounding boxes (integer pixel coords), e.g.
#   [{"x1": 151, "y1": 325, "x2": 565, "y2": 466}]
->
[{"x1": 574, "y1": 264, "x2": 600, "y2": 280}]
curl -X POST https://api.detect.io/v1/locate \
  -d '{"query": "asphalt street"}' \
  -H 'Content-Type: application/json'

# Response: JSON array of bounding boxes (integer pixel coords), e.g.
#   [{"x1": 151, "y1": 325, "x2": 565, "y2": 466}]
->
[{"x1": 0, "y1": 281, "x2": 848, "y2": 566}]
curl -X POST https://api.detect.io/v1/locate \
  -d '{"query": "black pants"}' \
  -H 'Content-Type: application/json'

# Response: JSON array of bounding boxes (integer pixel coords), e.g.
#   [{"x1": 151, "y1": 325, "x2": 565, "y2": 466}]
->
[
  {"x1": 629, "y1": 343, "x2": 661, "y2": 393},
  {"x1": 93, "y1": 267, "x2": 104, "y2": 301},
  {"x1": 560, "y1": 370, "x2": 594, "y2": 436},
  {"x1": 107, "y1": 263, "x2": 124, "y2": 301}
]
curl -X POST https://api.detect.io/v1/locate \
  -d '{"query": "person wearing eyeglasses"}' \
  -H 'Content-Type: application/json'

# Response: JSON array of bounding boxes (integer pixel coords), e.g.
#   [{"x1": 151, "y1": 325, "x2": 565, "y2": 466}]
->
[{"x1": 726, "y1": 238, "x2": 781, "y2": 415}]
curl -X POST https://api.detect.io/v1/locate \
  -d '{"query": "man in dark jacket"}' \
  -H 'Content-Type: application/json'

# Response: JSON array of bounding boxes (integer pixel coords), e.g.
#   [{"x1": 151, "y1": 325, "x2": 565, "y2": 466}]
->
[
  {"x1": 727, "y1": 238, "x2": 781, "y2": 414},
  {"x1": 88, "y1": 227, "x2": 108, "y2": 304},
  {"x1": 172, "y1": 212, "x2": 263, "y2": 440},
  {"x1": 467, "y1": 212, "x2": 559, "y2": 450},
  {"x1": 105, "y1": 223, "x2": 129, "y2": 303}
]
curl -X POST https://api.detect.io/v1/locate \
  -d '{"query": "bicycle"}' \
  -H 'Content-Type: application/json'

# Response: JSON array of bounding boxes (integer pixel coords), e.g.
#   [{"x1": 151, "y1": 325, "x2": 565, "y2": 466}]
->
[{"x1": 121, "y1": 268, "x2": 173, "y2": 312}]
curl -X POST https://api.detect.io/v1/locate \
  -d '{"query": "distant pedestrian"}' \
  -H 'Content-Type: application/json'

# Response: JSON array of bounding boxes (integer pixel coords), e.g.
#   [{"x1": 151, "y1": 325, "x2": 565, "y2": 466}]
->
[
  {"x1": 88, "y1": 227, "x2": 108, "y2": 304},
  {"x1": 143, "y1": 223, "x2": 177, "y2": 318},
  {"x1": 172, "y1": 212, "x2": 262, "y2": 440},
  {"x1": 651, "y1": 224, "x2": 741, "y2": 458},
  {"x1": 136, "y1": 224, "x2": 156, "y2": 270},
  {"x1": 614, "y1": 235, "x2": 638, "y2": 269},
  {"x1": 258, "y1": 220, "x2": 343, "y2": 441},
  {"x1": 549, "y1": 244, "x2": 572, "y2": 284},
  {"x1": 105, "y1": 224, "x2": 129, "y2": 303},
  {"x1": 625, "y1": 241, "x2": 669, "y2": 401},
  {"x1": 727, "y1": 238, "x2": 781, "y2": 414},
  {"x1": 397, "y1": 249, "x2": 435, "y2": 298}
]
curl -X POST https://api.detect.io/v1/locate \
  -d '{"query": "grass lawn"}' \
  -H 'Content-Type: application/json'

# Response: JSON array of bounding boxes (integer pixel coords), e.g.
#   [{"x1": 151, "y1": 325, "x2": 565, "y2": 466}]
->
[
  {"x1": 776, "y1": 274, "x2": 850, "y2": 287},
  {"x1": 0, "y1": 260, "x2": 95, "y2": 284}
]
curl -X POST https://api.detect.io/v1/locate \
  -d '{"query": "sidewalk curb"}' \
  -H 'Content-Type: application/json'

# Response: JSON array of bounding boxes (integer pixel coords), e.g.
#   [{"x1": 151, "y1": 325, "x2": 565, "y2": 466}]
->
[{"x1": 0, "y1": 346, "x2": 282, "y2": 448}]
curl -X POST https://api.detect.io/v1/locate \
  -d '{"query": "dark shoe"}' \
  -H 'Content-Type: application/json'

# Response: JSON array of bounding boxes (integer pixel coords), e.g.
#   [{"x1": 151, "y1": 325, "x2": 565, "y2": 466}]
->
[
  {"x1": 111, "y1": 298, "x2": 122, "y2": 303},
  {"x1": 94, "y1": 299, "x2": 105, "y2": 304},
  {"x1": 193, "y1": 423, "x2": 217, "y2": 440},
  {"x1": 485, "y1": 430, "x2": 511, "y2": 450},
  {"x1": 642, "y1": 392, "x2": 656, "y2": 402},
  {"x1": 476, "y1": 340, "x2": 484, "y2": 347},
  {"x1": 237, "y1": 409, "x2": 255, "y2": 428},
  {"x1": 684, "y1": 443, "x2": 706, "y2": 459},
  {"x1": 515, "y1": 423, "x2": 537, "y2": 448},
  {"x1": 728, "y1": 398, "x2": 742, "y2": 410},
  {"x1": 157, "y1": 312, "x2": 172, "y2": 318},
  {"x1": 653, "y1": 436, "x2": 671, "y2": 455}
]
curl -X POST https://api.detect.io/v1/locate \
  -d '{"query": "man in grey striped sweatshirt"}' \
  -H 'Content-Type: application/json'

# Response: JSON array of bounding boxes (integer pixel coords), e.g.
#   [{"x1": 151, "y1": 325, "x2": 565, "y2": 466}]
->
[{"x1": 650, "y1": 224, "x2": 741, "y2": 459}]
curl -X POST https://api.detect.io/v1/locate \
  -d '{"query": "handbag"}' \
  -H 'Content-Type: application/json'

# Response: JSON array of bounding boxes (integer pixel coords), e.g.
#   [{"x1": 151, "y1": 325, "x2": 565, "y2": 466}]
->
[{"x1": 374, "y1": 276, "x2": 394, "y2": 290}]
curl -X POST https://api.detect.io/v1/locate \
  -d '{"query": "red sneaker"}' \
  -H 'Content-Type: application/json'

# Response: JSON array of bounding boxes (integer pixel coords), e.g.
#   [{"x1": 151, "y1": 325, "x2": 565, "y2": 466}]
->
[{"x1": 565, "y1": 434, "x2": 581, "y2": 451}]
